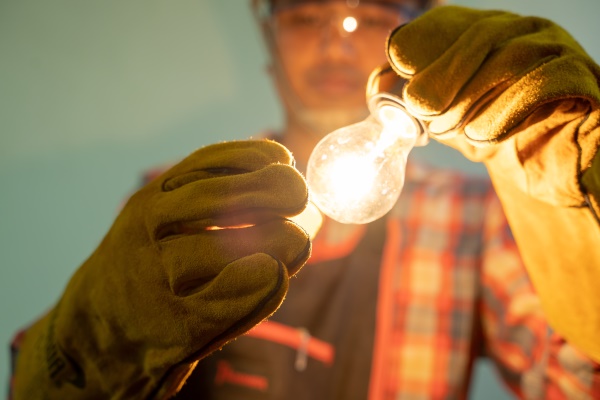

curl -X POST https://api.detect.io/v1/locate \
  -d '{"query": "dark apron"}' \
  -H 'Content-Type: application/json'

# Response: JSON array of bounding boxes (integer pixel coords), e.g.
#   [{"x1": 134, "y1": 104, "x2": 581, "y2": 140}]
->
[{"x1": 174, "y1": 217, "x2": 387, "y2": 400}]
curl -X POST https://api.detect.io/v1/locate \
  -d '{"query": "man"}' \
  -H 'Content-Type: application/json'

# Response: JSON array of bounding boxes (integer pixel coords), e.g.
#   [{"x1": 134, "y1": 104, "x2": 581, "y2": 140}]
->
[{"x1": 10, "y1": 0, "x2": 600, "y2": 399}]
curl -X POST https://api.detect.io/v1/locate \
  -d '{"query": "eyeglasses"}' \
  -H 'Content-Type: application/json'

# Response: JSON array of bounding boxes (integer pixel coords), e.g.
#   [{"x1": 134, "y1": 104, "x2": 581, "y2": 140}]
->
[{"x1": 272, "y1": 2, "x2": 419, "y2": 40}]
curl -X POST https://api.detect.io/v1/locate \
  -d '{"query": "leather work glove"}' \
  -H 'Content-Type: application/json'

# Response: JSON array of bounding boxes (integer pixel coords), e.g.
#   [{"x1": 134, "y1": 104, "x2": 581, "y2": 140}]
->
[
  {"x1": 386, "y1": 5, "x2": 600, "y2": 210},
  {"x1": 382, "y1": 6, "x2": 600, "y2": 361},
  {"x1": 12, "y1": 139, "x2": 311, "y2": 399}
]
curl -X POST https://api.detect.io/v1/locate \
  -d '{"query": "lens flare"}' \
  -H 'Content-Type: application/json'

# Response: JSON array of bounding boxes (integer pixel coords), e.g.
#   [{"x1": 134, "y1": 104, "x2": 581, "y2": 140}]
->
[{"x1": 342, "y1": 16, "x2": 358, "y2": 33}]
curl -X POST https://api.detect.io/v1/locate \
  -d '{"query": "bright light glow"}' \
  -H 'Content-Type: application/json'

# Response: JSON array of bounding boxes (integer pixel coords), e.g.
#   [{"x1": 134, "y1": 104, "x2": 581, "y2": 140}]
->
[
  {"x1": 329, "y1": 153, "x2": 376, "y2": 204},
  {"x1": 306, "y1": 104, "x2": 419, "y2": 224},
  {"x1": 343, "y1": 16, "x2": 358, "y2": 33},
  {"x1": 206, "y1": 224, "x2": 253, "y2": 230}
]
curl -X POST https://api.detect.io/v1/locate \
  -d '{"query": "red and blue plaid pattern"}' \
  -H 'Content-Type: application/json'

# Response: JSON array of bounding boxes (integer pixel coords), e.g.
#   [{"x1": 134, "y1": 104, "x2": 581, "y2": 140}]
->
[{"x1": 366, "y1": 161, "x2": 600, "y2": 399}]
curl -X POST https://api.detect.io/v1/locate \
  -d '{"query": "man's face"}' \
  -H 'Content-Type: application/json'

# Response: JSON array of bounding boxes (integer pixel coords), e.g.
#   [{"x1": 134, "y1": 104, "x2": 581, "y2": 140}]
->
[{"x1": 270, "y1": 1, "x2": 414, "y2": 112}]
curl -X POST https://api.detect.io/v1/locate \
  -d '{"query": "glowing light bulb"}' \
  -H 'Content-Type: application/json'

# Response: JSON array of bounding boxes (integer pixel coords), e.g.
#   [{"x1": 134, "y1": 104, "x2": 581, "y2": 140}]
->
[{"x1": 306, "y1": 98, "x2": 425, "y2": 225}]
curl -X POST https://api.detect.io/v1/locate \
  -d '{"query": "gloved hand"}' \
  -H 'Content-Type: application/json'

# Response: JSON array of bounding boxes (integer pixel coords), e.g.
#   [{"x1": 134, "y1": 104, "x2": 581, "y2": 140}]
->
[
  {"x1": 12, "y1": 139, "x2": 311, "y2": 399},
  {"x1": 386, "y1": 5, "x2": 600, "y2": 211},
  {"x1": 383, "y1": 5, "x2": 600, "y2": 362}
]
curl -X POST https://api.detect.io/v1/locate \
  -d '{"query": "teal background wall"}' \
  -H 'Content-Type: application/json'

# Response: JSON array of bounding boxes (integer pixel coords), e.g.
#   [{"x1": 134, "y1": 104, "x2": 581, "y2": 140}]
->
[{"x1": 1, "y1": 0, "x2": 599, "y2": 397}]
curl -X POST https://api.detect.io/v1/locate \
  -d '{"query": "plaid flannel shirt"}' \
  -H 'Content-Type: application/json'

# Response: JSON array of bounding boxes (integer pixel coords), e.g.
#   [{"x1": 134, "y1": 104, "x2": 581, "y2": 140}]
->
[
  {"x1": 362, "y1": 161, "x2": 600, "y2": 399},
  {"x1": 9, "y1": 157, "x2": 600, "y2": 399}
]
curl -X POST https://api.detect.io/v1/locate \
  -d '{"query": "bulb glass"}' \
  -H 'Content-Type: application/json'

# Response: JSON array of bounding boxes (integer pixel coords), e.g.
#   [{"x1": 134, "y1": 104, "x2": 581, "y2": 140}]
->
[{"x1": 307, "y1": 103, "x2": 419, "y2": 224}]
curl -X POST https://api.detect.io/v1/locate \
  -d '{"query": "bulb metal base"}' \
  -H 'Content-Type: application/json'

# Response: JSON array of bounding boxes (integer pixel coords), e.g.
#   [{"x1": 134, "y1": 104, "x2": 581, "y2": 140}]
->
[{"x1": 366, "y1": 64, "x2": 429, "y2": 147}]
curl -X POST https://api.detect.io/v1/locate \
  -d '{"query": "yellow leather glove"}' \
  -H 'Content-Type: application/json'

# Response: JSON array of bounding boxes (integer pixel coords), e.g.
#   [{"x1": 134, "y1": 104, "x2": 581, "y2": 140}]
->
[
  {"x1": 12, "y1": 139, "x2": 311, "y2": 399},
  {"x1": 385, "y1": 6, "x2": 600, "y2": 361},
  {"x1": 387, "y1": 5, "x2": 600, "y2": 209}
]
